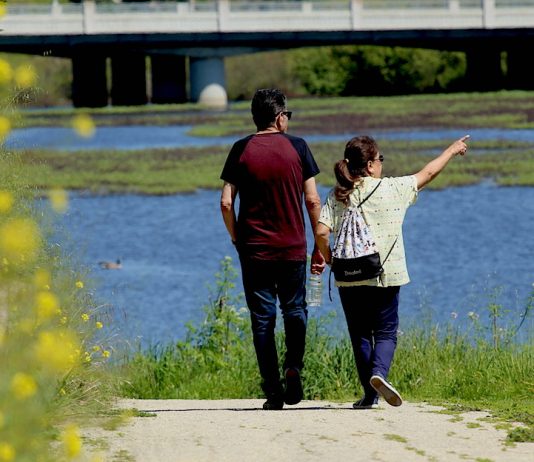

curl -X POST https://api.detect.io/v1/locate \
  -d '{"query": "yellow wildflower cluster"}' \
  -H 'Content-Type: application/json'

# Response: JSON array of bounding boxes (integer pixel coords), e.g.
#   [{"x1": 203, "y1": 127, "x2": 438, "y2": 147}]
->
[
  {"x1": 72, "y1": 113, "x2": 96, "y2": 138},
  {"x1": 35, "y1": 330, "x2": 79, "y2": 372},
  {"x1": 0, "y1": 55, "x2": 112, "y2": 462},
  {"x1": 61, "y1": 424, "x2": 82, "y2": 459},
  {"x1": 0, "y1": 218, "x2": 41, "y2": 265},
  {"x1": 48, "y1": 189, "x2": 69, "y2": 214}
]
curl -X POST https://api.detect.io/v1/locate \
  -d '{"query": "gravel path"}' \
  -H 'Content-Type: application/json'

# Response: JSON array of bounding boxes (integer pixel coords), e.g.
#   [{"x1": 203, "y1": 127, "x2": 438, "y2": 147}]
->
[{"x1": 83, "y1": 399, "x2": 533, "y2": 462}]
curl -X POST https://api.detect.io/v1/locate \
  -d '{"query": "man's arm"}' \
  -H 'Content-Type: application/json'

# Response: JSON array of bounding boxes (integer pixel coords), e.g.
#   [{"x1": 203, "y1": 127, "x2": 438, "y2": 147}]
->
[
  {"x1": 415, "y1": 135, "x2": 469, "y2": 190},
  {"x1": 220, "y1": 181, "x2": 238, "y2": 244},
  {"x1": 304, "y1": 177, "x2": 326, "y2": 273}
]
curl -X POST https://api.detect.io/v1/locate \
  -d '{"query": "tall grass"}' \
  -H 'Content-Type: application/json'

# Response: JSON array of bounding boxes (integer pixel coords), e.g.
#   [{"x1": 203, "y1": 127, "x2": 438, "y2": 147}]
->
[
  {"x1": 0, "y1": 57, "x2": 114, "y2": 461},
  {"x1": 120, "y1": 258, "x2": 533, "y2": 439}
]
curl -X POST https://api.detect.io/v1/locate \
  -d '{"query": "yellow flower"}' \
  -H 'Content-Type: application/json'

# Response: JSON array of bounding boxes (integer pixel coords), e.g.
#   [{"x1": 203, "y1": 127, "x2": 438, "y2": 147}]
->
[
  {"x1": 0, "y1": 59, "x2": 12, "y2": 84},
  {"x1": 92, "y1": 345, "x2": 101, "y2": 352},
  {"x1": 36, "y1": 291, "x2": 60, "y2": 320},
  {"x1": 35, "y1": 330, "x2": 79, "y2": 373},
  {"x1": 17, "y1": 318, "x2": 35, "y2": 335},
  {"x1": 14, "y1": 64, "x2": 37, "y2": 88},
  {"x1": 0, "y1": 191, "x2": 13, "y2": 214},
  {"x1": 0, "y1": 442, "x2": 15, "y2": 462},
  {"x1": 34, "y1": 268, "x2": 51, "y2": 289},
  {"x1": 0, "y1": 218, "x2": 41, "y2": 264},
  {"x1": 102, "y1": 350, "x2": 111, "y2": 358},
  {"x1": 60, "y1": 316, "x2": 68, "y2": 325},
  {"x1": 72, "y1": 114, "x2": 95, "y2": 138},
  {"x1": 48, "y1": 188, "x2": 68, "y2": 213},
  {"x1": 0, "y1": 3, "x2": 6, "y2": 18},
  {"x1": 83, "y1": 352, "x2": 91, "y2": 363},
  {"x1": 95, "y1": 321, "x2": 103, "y2": 329},
  {"x1": 11, "y1": 372, "x2": 37, "y2": 400},
  {"x1": 61, "y1": 424, "x2": 82, "y2": 459},
  {"x1": 81, "y1": 313, "x2": 89, "y2": 322},
  {"x1": 75, "y1": 280, "x2": 84, "y2": 289},
  {"x1": 0, "y1": 116, "x2": 11, "y2": 142}
]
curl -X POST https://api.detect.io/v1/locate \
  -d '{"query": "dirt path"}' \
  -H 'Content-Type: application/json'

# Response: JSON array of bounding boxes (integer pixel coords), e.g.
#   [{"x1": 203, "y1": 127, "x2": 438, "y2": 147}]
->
[{"x1": 83, "y1": 399, "x2": 532, "y2": 462}]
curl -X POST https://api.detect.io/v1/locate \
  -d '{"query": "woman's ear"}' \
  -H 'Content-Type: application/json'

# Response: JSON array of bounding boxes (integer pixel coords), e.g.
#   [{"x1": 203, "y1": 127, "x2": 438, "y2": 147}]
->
[{"x1": 365, "y1": 160, "x2": 374, "y2": 176}]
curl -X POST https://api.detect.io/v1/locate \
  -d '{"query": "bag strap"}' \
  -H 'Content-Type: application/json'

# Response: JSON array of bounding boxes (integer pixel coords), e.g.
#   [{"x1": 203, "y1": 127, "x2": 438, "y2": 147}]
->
[{"x1": 357, "y1": 180, "x2": 381, "y2": 208}]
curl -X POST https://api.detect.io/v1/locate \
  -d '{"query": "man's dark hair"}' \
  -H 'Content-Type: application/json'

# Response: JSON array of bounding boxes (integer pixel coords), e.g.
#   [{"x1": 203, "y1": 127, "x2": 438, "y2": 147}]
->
[{"x1": 251, "y1": 88, "x2": 287, "y2": 131}]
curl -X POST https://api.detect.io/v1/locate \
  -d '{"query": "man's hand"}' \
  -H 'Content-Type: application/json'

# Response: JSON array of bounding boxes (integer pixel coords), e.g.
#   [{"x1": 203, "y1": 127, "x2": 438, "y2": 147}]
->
[{"x1": 310, "y1": 247, "x2": 326, "y2": 274}]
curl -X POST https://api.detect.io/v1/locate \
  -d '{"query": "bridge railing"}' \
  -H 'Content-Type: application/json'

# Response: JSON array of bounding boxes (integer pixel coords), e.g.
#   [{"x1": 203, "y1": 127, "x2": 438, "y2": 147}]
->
[{"x1": 2, "y1": 0, "x2": 534, "y2": 34}]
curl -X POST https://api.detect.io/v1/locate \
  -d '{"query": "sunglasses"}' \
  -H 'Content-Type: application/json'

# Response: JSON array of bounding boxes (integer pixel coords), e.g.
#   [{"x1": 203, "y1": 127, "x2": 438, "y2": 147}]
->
[
  {"x1": 278, "y1": 111, "x2": 292, "y2": 120},
  {"x1": 375, "y1": 154, "x2": 384, "y2": 163}
]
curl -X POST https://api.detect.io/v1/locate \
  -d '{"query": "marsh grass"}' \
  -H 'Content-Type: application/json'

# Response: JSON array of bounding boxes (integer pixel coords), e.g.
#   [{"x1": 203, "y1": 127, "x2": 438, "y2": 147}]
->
[
  {"x1": 15, "y1": 140, "x2": 534, "y2": 194},
  {"x1": 15, "y1": 91, "x2": 534, "y2": 133},
  {"x1": 119, "y1": 258, "x2": 533, "y2": 441}
]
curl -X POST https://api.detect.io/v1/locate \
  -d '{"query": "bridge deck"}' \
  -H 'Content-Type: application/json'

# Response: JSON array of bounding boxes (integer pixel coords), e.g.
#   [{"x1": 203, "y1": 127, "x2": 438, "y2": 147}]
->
[{"x1": 2, "y1": 0, "x2": 534, "y2": 36}]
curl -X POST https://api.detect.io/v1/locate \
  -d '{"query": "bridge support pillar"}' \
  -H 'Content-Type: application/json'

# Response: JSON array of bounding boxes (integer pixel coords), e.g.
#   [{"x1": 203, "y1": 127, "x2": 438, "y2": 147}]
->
[
  {"x1": 111, "y1": 54, "x2": 148, "y2": 106},
  {"x1": 506, "y1": 48, "x2": 534, "y2": 90},
  {"x1": 150, "y1": 55, "x2": 187, "y2": 104},
  {"x1": 71, "y1": 54, "x2": 108, "y2": 108},
  {"x1": 189, "y1": 57, "x2": 227, "y2": 108},
  {"x1": 465, "y1": 48, "x2": 502, "y2": 91}
]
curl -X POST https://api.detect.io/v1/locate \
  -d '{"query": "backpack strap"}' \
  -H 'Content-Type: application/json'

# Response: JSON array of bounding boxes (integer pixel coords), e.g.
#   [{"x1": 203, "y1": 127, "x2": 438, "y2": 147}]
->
[{"x1": 357, "y1": 180, "x2": 381, "y2": 208}]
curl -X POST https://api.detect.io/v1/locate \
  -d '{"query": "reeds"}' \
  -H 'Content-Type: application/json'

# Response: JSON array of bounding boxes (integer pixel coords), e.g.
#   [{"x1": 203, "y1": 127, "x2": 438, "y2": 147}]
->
[{"x1": 120, "y1": 258, "x2": 533, "y2": 440}]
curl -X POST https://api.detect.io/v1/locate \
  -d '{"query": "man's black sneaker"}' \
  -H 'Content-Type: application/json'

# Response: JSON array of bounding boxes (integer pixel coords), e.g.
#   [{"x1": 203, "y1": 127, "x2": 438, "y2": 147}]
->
[
  {"x1": 284, "y1": 367, "x2": 303, "y2": 405},
  {"x1": 262, "y1": 398, "x2": 284, "y2": 410},
  {"x1": 352, "y1": 397, "x2": 379, "y2": 409}
]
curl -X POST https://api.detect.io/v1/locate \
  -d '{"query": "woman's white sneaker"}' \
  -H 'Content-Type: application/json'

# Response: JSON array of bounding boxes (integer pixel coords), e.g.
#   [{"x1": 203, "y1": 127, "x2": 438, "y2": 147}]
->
[{"x1": 370, "y1": 375, "x2": 403, "y2": 407}]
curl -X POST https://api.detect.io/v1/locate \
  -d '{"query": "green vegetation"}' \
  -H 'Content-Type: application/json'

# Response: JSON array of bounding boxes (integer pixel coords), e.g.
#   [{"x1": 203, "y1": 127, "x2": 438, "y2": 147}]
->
[
  {"x1": 119, "y1": 258, "x2": 534, "y2": 442},
  {"x1": 8, "y1": 91, "x2": 534, "y2": 193},
  {"x1": 10, "y1": 90, "x2": 534, "y2": 131},
  {"x1": 14, "y1": 139, "x2": 534, "y2": 194},
  {"x1": 0, "y1": 150, "x2": 116, "y2": 459},
  {"x1": 0, "y1": 65, "x2": 115, "y2": 460}
]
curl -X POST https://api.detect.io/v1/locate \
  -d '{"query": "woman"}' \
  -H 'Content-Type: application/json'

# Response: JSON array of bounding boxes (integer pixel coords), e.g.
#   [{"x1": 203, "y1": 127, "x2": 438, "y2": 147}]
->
[{"x1": 315, "y1": 134, "x2": 469, "y2": 409}]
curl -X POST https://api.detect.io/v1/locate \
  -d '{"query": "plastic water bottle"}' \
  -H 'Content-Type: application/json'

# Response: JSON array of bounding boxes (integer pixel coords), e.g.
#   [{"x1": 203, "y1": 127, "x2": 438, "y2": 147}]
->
[{"x1": 307, "y1": 273, "x2": 323, "y2": 307}]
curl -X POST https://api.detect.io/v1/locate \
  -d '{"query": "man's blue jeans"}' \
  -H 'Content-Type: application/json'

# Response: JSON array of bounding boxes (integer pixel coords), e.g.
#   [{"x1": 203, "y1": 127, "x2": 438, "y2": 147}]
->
[
  {"x1": 338, "y1": 285, "x2": 400, "y2": 400},
  {"x1": 240, "y1": 257, "x2": 308, "y2": 396}
]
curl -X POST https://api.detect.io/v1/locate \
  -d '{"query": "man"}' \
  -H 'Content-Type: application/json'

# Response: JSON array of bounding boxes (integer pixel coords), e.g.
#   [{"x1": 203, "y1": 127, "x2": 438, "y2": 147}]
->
[{"x1": 220, "y1": 88, "x2": 325, "y2": 410}]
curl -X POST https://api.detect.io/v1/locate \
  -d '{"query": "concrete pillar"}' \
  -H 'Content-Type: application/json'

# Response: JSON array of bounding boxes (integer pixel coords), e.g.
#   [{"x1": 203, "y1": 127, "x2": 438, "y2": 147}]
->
[
  {"x1": 111, "y1": 54, "x2": 148, "y2": 106},
  {"x1": 465, "y1": 48, "x2": 502, "y2": 91},
  {"x1": 189, "y1": 56, "x2": 227, "y2": 108},
  {"x1": 71, "y1": 54, "x2": 108, "y2": 108},
  {"x1": 150, "y1": 55, "x2": 187, "y2": 104},
  {"x1": 506, "y1": 48, "x2": 534, "y2": 90}
]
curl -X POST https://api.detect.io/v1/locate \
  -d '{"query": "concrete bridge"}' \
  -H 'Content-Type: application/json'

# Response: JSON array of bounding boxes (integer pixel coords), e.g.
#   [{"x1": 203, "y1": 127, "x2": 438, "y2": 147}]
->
[{"x1": 1, "y1": 0, "x2": 534, "y2": 107}]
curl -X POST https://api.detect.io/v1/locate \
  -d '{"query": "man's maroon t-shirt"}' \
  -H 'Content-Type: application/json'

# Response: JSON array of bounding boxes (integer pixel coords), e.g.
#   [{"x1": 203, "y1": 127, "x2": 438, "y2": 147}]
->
[{"x1": 220, "y1": 132, "x2": 320, "y2": 261}]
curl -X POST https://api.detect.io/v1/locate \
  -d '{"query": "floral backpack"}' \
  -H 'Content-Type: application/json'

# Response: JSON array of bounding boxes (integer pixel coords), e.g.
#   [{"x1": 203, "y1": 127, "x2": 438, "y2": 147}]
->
[{"x1": 331, "y1": 181, "x2": 397, "y2": 283}]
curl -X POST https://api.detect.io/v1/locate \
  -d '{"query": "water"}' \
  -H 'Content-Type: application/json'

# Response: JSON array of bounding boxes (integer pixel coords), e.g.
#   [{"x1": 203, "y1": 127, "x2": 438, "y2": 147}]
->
[
  {"x1": 8, "y1": 125, "x2": 534, "y2": 151},
  {"x1": 55, "y1": 183, "x2": 534, "y2": 347}
]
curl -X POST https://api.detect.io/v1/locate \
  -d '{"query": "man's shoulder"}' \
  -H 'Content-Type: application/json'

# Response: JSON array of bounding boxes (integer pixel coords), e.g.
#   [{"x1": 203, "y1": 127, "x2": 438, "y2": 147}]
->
[
  {"x1": 281, "y1": 133, "x2": 308, "y2": 144},
  {"x1": 232, "y1": 134, "x2": 255, "y2": 148}
]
